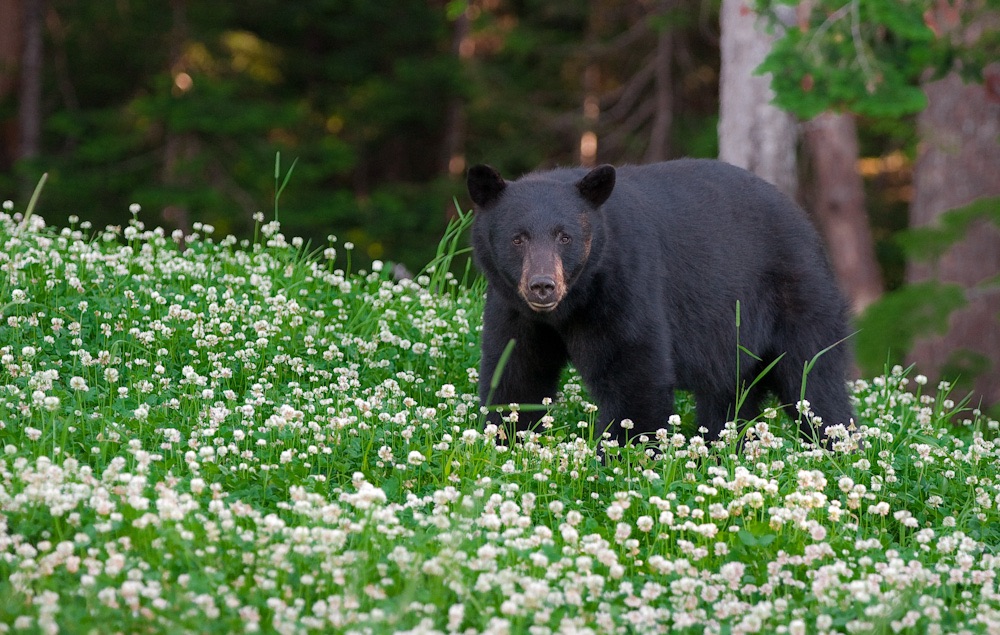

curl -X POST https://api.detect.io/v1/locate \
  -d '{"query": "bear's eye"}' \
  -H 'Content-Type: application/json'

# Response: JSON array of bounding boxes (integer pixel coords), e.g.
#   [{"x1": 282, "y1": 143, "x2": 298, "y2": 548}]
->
[
  {"x1": 558, "y1": 233, "x2": 572, "y2": 245},
  {"x1": 512, "y1": 235, "x2": 525, "y2": 246}
]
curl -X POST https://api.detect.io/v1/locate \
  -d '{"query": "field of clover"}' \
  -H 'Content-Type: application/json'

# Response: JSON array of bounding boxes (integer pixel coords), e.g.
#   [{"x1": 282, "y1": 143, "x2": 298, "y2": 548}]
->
[{"x1": 2, "y1": 196, "x2": 1000, "y2": 635}]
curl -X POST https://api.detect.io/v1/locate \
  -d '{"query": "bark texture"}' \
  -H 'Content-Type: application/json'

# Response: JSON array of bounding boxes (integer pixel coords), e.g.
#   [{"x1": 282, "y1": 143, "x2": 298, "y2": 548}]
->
[
  {"x1": 907, "y1": 70, "x2": 1000, "y2": 409},
  {"x1": 0, "y1": 0, "x2": 22, "y2": 169},
  {"x1": 804, "y1": 112, "x2": 884, "y2": 314},
  {"x1": 718, "y1": 0, "x2": 798, "y2": 199},
  {"x1": 18, "y1": 0, "x2": 44, "y2": 160}
]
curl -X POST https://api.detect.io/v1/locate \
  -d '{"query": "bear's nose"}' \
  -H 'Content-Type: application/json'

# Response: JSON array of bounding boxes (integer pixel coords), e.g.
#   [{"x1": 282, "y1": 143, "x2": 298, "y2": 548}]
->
[{"x1": 529, "y1": 275, "x2": 556, "y2": 299}]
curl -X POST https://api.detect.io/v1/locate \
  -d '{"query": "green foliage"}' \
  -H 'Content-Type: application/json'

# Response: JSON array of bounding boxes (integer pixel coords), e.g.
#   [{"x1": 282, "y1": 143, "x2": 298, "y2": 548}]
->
[
  {"x1": 755, "y1": 0, "x2": 999, "y2": 118},
  {"x1": 855, "y1": 196, "x2": 1000, "y2": 381},
  {"x1": 3, "y1": 1, "x2": 729, "y2": 270},
  {"x1": 896, "y1": 196, "x2": 1000, "y2": 263},
  {"x1": 1, "y1": 0, "x2": 465, "y2": 268},
  {"x1": 854, "y1": 280, "x2": 967, "y2": 376}
]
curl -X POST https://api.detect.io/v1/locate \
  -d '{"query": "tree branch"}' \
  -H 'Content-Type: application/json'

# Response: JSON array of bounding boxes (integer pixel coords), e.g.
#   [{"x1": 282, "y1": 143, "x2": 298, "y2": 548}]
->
[{"x1": 599, "y1": 58, "x2": 655, "y2": 125}]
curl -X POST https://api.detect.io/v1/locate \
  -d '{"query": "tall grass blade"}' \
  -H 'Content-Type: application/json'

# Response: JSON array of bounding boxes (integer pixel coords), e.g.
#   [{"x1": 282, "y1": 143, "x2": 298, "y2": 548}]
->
[
  {"x1": 17, "y1": 172, "x2": 48, "y2": 234},
  {"x1": 273, "y1": 153, "x2": 299, "y2": 223},
  {"x1": 487, "y1": 338, "x2": 516, "y2": 401}
]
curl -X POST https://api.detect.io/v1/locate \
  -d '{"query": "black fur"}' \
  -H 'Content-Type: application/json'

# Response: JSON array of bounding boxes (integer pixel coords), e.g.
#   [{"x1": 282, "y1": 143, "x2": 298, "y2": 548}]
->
[{"x1": 468, "y1": 159, "x2": 854, "y2": 446}]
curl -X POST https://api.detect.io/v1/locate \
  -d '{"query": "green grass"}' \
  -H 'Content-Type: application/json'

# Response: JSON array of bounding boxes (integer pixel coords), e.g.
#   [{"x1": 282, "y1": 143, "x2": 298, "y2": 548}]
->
[{"x1": 1, "y1": 201, "x2": 999, "y2": 634}]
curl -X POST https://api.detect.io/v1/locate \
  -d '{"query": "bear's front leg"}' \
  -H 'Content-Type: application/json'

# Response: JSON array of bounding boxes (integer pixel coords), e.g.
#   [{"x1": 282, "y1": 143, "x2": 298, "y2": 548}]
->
[
  {"x1": 571, "y1": 338, "x2": 677, "y2": 449},
  {"x1": 479, "y1": 296, "x2": 569, "y2": 440}
]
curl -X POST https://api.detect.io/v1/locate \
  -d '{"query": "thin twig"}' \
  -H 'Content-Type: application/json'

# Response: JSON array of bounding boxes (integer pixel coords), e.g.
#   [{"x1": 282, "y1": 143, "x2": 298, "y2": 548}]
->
[
  {"x1": 850, "y1": 0, "x2": 878, "y2": 91},
  {"x1": 806, "y1": 1, "x2": 852, "y2": 55}
]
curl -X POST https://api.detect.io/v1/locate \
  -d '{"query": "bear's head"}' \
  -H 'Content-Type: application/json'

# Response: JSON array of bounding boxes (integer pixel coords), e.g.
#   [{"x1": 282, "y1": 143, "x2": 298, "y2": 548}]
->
[{"x1": 467, "y1": 164, "x2": 615, "y2": 314}]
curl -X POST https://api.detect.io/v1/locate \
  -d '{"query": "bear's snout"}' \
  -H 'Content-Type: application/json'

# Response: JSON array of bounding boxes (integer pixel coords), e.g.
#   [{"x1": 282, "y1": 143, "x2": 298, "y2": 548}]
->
[
  {"x1": 529, "y1": 275, "x2": 556, "y2": 298},
  {"x1": 519, "y1": 255, "x2": 565, "y2": 313},
  {"x1": 523, "y1": 273, "x2": 562, "y2": 311}
]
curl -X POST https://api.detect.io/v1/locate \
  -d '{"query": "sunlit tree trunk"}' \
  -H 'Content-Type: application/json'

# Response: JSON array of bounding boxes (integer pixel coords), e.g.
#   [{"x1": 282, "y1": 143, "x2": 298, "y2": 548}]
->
[
  {"x1": 804, "y1": 112, "x2": 884, "y2": 314},
  {"x1": 577, "y1": 0, "x2": 605, "y2": 167},
  {"x1": 907, "y1": 70, "x2": 1000, "y2": 408},
  {"x1": 718, "y1": 0, "x2": 797, "y2": 199},
  {"x1": 579, "y1": 63, "x2": 600, "y2": 167}
]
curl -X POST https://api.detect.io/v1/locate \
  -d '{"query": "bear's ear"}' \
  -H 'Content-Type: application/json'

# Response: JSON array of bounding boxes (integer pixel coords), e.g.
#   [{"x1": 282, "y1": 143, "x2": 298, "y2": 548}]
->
[
  {"x1": 576, "y1": 164, "x2": 616, "y2": 208},
  {"x1": 467, "y1": 164, "x2": 507, "y2": 209}
]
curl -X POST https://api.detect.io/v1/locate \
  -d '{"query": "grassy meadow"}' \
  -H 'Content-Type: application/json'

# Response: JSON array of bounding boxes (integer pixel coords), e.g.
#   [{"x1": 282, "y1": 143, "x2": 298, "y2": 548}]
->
[{"x1": 1, "y1": 200, "x2": 1000, "y2": 634}]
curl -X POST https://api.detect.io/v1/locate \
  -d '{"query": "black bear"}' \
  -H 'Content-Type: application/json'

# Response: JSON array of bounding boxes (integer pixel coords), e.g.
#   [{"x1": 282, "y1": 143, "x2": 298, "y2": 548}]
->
[{"x1": 467, "y1": 159, "x2": 854, "y2": 448}]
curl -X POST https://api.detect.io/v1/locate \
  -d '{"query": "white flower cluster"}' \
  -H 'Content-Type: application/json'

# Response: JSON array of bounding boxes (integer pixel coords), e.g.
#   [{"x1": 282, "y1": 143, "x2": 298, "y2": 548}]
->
[{"x1": 0, "y1": 211, "x2": 998, "y2": 633}]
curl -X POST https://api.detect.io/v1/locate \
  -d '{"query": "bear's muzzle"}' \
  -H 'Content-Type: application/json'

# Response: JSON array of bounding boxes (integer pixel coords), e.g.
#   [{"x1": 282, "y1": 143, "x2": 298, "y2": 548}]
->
[{"x1": 519, "y1": 247, "x2": 566, "y2": 312}]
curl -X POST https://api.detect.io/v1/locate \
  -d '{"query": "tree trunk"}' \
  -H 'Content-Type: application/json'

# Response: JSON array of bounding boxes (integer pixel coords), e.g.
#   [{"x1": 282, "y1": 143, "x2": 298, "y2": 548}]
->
[
  {"x1": 718, "y1": 0, "x2": 798, "y2": 199},
  {"x1": 804, "y1": 112, "x2": 884, "y2": 314},
  {"x1": 17, "y1": 0, "x2": 44, "y2": 161},
  {"x1": 0, "y1": 0, "x2": 21, "y2": 170},
  {"x1": 161, "y1": 0, "x2": 193, "y2": 236},
  {"x1": 907, "y1": 69, "x2": 1000, "y2": 409},
  {"x1": 579, "y1": 63, "x2": 600, "y2": 167},
  {"x1": 643, "y1": 8, "x2": 673, "y2": 164},
  {"x1": 442, "y1": 6, "x2": 470, "y2": 180}
]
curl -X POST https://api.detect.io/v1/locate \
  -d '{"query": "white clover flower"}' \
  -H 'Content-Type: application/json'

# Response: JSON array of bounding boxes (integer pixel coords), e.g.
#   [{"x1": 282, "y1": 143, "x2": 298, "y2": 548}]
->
[
  {"x1": 915, "y1": 528, "x2": 935, "y2": 544},
  {"x1": 69, "y1": 376, "x2": 89, "y2": 391},
  {"x1": 719, "y1": 561, "x2": 745, "y2": 588},
  {"x1": 560, "y1": 524, "x2": 579, "y2": 544},
  {"x1": 129, "y1": 203, "x2": 141, "y2": 214},
  {"x1": 437, "y1": 384, "x2": 457, "y2": 399},
  {"x1": 636, "y1": 515, "x2": 654, "y2": 532},
  {"x1": 614, "y1": 522, "x2": 631, "y2": 542},
  {"x1": 11, "y1": 289, "x2": 28, "y2": 304},
  {"x1": 407, "y1": 450, "x2": 425, "y2": 466},
  {"x1": 447, "y1": 604, "x2": 464, "y2": 631},
  {"x1": 2, "y1": 200, "x2": 12, "y2": 210},
  {"x1": 810, "y1": 523, "x2": 827, "y2": 541},
  {"x1": 868, "y1": 501, "x2": 890, "y2": 516}
]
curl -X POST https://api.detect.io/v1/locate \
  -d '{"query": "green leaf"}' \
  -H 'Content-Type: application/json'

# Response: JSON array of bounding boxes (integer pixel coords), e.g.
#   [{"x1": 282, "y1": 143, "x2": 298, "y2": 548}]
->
[
  {"x1": 896, "y1": 196, "x2": 1000, "y2": 262},
  {"x1": 738, "y1": 529, "x2": 760, "y2": 546},
  {"x1": 854, "y1": 281, "x2": 968, "y2": 376}
]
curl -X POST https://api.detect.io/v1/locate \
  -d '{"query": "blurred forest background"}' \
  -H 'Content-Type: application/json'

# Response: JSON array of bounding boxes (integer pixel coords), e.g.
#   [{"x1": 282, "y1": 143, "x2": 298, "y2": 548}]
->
[{"x1": 1, "y1": 0, "x2": 999, "y2": 411}]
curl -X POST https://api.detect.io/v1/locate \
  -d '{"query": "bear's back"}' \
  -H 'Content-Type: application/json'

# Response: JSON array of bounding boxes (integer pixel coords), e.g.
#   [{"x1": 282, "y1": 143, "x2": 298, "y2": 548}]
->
[{"x1": 606, "y1": 160, "x2": 827, "y2": 271}]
